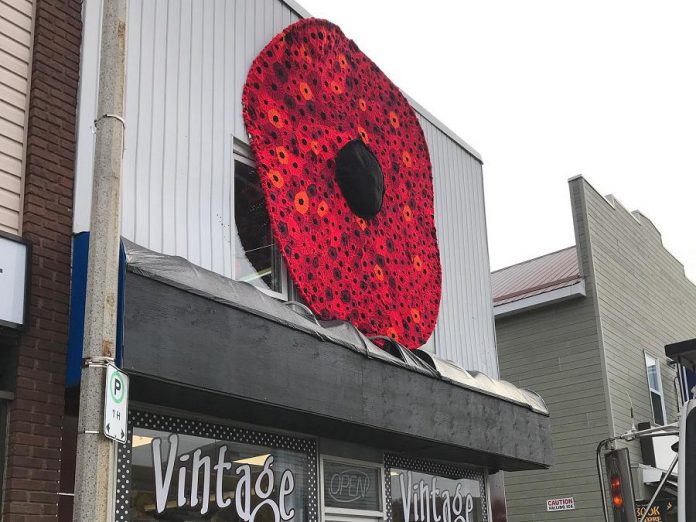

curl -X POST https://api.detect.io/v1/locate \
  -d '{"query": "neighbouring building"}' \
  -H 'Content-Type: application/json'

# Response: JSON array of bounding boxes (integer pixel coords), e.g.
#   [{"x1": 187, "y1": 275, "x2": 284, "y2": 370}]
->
[
  {"x1": 492, "y1": 176, "x2": 696, "y2": 521},
  {"x1": 0, "y1": 0, "x2": 80, "y2": 519},
  {"x1": 0, "y1": 1, "x2": 554, "y2": 521}
]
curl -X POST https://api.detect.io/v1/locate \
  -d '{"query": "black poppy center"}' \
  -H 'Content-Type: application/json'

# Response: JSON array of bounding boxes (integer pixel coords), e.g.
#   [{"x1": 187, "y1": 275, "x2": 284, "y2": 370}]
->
[{"x1": 335, "y1": 139, "x2": 384, "y2": 219}]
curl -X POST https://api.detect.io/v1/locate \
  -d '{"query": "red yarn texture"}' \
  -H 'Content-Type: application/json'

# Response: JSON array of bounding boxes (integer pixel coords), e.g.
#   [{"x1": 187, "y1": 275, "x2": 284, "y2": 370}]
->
[{"x1": 242, "y1": 18, "x2": 441, "y2": 349}]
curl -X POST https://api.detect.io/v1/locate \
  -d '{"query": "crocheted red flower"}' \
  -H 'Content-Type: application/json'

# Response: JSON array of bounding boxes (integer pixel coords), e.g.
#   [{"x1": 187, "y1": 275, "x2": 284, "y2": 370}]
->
[{"x1": 242, "y1": 18, "x2": 441, "y2": 349}]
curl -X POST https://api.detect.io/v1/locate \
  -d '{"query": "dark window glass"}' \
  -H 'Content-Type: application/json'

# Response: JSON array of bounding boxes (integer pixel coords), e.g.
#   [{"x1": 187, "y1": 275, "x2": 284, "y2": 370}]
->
[
  {"x1": 234, "y1": 159, "x2": 283, "y2": 294},
  {"x1": 323, "y1": 460, "x2": 381, "y2": 511},
  {"x1": 651, "y1": 392, "x2": 665, "y2": 425},
  {"x1": 390, "y1": 468, "x2": 485, "y2": 522},
  {"x1": 129, "y1": 427, "x2": 310, "y2": 521}
]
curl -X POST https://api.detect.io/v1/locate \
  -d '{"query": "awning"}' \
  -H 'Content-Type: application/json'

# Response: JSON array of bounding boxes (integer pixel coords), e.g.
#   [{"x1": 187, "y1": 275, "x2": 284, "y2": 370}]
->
[{"x1": 122, "y1": 240, "x2": 553, "y2": 471}]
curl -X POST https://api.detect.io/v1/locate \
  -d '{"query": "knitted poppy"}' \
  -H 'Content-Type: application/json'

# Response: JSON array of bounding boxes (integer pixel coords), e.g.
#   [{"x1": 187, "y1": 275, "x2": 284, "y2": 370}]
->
[{"x1": 242, "y1": 18, "x2": 441, "y2": 349}]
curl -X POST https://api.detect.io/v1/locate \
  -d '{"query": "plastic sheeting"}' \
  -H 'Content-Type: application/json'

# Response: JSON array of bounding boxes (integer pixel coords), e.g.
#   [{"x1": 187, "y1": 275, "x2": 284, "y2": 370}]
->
[{"x1": 123, "y1": 239, "x2": 548, "y2": 415}]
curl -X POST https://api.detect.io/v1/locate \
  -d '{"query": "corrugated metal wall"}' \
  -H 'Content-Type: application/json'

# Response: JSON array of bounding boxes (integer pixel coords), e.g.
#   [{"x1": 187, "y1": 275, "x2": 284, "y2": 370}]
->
[
  {"x1": 74, "y1": 0, "x2": 301, "y2": 277},
  {"x1": 73, "y1": 0, "x2": 498, "y2": 374},
  {"x1": 419, "y1": 115, "x2": 498, "y2": 374},
  {"x1": 0, "y1": 0, "x2": 34, "y2": 234}
]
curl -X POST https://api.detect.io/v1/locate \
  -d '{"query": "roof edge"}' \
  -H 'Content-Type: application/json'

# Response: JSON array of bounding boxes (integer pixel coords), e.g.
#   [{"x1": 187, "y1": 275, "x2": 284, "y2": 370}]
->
[
  {"x1": 494, "y1": 279, "x2": 586, "y2": 318},
  {"x1": 491, "y1": 245, "x2": 577, "y2": 274},
  {"x1": 279, "y1": 0, "x2": 483, "y2": 163}
]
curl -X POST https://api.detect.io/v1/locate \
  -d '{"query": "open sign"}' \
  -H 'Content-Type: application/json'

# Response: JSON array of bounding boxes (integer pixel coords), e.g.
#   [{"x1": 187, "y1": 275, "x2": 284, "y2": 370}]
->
[{"x1": 323, "y1": 461, "x2": 381, "y2": 511}]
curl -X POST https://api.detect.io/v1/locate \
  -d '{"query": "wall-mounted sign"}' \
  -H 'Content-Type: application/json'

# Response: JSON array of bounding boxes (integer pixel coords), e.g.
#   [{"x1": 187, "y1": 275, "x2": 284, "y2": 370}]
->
[
  {"x1": 546, "y1": 497, "x2": 575, "y2": 511},
  {"x1": 323, "y1": 460, "x2": 381, "y2": 511},
  {"x1": 0, "y1": 232, "x2": 30, "y2": 330}
]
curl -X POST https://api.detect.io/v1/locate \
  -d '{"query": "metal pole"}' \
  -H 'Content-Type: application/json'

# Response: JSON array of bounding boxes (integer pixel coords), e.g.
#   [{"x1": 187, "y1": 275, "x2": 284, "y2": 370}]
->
[
  {"x1": 596, "y1": 438, "x2": 613, "y2": 522},
  {"x1": 72, "y1": 0, "x2": 127, "y2": 519}
]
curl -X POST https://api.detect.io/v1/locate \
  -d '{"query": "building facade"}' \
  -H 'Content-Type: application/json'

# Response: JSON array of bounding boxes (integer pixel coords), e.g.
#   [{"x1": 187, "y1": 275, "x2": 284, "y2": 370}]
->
[
  {"x1": 493, "y1": 176, "x2": 696, "y2": 521},
  {"x1": 0, "y1": 0, "x2": 81, "y2": 519},
  {"x1": 0, "y1": 0, "x2": 554, "y2": 520}
]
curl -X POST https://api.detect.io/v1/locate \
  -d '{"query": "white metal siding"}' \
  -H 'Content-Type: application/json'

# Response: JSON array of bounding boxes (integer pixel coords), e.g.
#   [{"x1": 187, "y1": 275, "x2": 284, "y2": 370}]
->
[
  {"x1": 74, "y1": 0, "x2": 499, "y2": 374},
  {"x1": 0, "y1": 0, "x2": 34, "y2": 234},
  {"x1": 74, "y1": 0, "x2": 300, "y2": 278},
  {"x1": 420, "y1": 115, "x2": 498, "y2": 375}
]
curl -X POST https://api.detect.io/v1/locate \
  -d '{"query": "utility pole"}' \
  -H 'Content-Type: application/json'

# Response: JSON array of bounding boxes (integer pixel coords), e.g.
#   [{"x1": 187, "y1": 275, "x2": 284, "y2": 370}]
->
[{"x1": 72, "y1": 0, "x2": 127, "y2": 519}]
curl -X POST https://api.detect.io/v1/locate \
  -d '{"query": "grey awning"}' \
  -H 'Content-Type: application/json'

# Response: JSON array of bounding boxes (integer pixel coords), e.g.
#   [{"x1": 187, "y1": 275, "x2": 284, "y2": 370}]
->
[{"x1": 122, "y1": 240, "x2": 553, "y2": 470}]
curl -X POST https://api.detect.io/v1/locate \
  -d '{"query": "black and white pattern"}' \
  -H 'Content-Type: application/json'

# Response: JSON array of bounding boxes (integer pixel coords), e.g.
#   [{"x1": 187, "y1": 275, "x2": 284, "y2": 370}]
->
[
  {"x1": 383, "y1": 454, "x2": 488, "y2": 522},
  {"x1": 115, "y1": 411, "x2": 318, "y2": 521}
]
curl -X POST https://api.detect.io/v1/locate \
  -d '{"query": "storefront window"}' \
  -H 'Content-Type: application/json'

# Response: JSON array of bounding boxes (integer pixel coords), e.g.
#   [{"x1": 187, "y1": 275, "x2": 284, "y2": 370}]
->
[
  {"x1": 385, "y1": 455, "x2": 488, "y2": 522},
  {"x1": 117, "y1": 412, "x2": 317, "y2": 522},
  {"x1": 234, "y1": 155, "x2": 286, "y2": 298}
]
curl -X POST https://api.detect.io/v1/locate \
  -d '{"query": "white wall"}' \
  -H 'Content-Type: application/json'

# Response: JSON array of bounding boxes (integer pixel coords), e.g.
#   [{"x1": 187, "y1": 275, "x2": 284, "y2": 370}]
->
[{"x1": 74, "y1": 0, "x2": 498, "y2": 375}]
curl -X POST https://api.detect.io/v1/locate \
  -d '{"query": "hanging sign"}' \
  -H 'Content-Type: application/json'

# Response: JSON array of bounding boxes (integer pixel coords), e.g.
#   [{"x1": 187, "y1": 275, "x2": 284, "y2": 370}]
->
[
  {"x1": 546, "y1": 497, "x2": 575, "y2": 511},
  {"x1": 103, "y1": 363, "x2": 129, "y2": 443}
]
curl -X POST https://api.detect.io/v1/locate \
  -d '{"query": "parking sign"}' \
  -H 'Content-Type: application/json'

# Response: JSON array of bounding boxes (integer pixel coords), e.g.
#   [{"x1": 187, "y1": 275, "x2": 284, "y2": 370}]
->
[{"x1": 104, "y1": 363, "x2": 129, "y2": 443}]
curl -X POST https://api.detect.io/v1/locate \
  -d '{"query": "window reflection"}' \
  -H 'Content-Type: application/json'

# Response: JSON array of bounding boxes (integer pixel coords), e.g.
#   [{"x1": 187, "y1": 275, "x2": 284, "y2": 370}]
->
[
  {"x1": 234, "y1": 159, "x2": 284, "y2": 295},
  {"x1": 129, "y1": 428, "x2": 309, "y2": 521},
  {"x1": 390, "y1": 468, "x2": 485, "y2": 522}
]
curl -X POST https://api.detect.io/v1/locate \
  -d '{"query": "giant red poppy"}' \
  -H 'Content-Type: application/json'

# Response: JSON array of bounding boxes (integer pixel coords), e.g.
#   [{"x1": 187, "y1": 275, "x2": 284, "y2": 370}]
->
[{"x1": 242, "y1": 18, "x2": 441, "y2": 349}]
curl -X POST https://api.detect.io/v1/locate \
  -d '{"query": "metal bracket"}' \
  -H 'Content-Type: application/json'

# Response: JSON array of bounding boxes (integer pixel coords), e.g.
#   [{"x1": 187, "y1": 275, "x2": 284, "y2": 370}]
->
[
  {"x1": 82, "y1": 356, "x2": 115, "y2": 368},
  {"x1": 94, "y1": 113, "x2": 125, "y2": 129}
]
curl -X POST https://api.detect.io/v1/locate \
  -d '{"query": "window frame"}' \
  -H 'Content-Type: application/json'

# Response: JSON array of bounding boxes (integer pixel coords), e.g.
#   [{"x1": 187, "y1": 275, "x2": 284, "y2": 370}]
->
[
  {"x1": 644, "y1": 352, "x2": 667, "y2": 425},
  {"x1": 232, "y1": 140, "x2": 289, "y2": 301}
]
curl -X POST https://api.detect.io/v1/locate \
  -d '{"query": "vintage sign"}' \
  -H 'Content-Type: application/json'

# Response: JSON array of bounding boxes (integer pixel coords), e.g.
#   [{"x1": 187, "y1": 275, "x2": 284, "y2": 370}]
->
[
  {"x1": 103, "y1": 364, "x2": 129, "y2": 443},
  {"x1": 546, "y1": 497, "x2": 575, "y2": 511},
  {"x1": 395, "y1": 470, "x2": 475, "y2": 522},
  {"x1": 152, "y1": 434, "x2": 296, "y2": 519},
  {"x1": 323, "y1": 460, "x2": 381, "y2": 511},
  {"x1": 0, "y1": 233, "x2": 30, "y2": 330}
]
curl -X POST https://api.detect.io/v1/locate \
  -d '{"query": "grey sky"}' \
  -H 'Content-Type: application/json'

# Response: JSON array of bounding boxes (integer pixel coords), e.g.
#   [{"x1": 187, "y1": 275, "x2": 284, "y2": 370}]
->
[{"x1": 297, "y1": 0, "x2": 696, "y2": 281}]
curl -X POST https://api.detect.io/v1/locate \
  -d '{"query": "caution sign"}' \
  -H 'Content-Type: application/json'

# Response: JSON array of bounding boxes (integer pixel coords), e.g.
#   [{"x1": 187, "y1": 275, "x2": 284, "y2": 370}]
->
[
  {"x1": 104, "y1": 363, "x2": 129, "y2": 443},
  {"x1": 546, "y1": 497, "x2": 575, "y2": 511}
]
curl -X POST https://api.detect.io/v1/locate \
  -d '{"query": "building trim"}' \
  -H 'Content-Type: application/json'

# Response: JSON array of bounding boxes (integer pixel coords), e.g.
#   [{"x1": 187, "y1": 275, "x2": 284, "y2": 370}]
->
[
  {"x1": 570, "y1": 177, "x2": 616, "y2": 438},
  {"x1": 493, "y1": 279, "x2": 586, "y2": 318}
]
